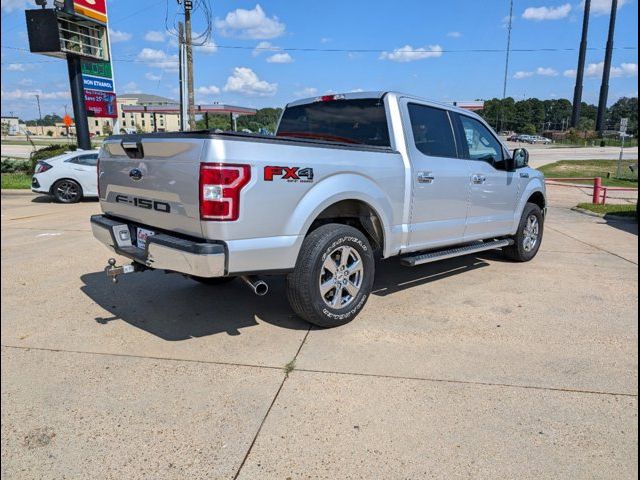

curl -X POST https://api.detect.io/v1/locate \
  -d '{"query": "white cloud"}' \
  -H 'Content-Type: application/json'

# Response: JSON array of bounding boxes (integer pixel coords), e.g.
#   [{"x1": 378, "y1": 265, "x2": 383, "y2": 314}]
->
[
  {"x1": 447, "y1": 31, "x2": 462, "y2": 38},
  {"x1": 294, "y1": 87, "x2": 318, "y2": 98},
  {"x1": 223, "y1": 67, "x2": 277, "y2": 96},
  {"x1": 320, "y1": 37, "x2": 332, "y2": 44},
  {"x1": 514, "y1": 67, "x2": 559, "y2": 79},
  {"x1": 522, "y1": 4, "x2": 571, "y2": 20},
  {"x1": 136, "y1": 48, "x2": 179, "y2": 72},
  {"x1": 266, "y1": 52, "x2": 293, "y2": 64},
  {"x1": 514, "y1": 71, "x2": 535, "y2": 79},
  {"x1": 123, "y1": 82, "x2": 141, "y2": 93},
  {"x1": 194, "y1": 40, "x2": 218, "y2": 54},
  {"x1": 196, "y1": 85, "x2": 221, "y2": 95},
  {"x1": 109, "y1": 29, "x2": 132, "y2": 43},
  {"x1": 380, "y1": 45, "x2": 443, "y2": 62},
  {"x1": 144, "y1": 31, "x2": 166, "y2": 42},
  {"x1": 536, "y1": 67, "x2": 559, "y2": 76},
  {"x1": 1, "y1": 88, "x2": 69, "y2": 100},
  {"x1": 215, "y1": 4, "x2": 285, "y2": 39},
  {"x1": 0, "y1": 0, "x2": 27, "y2": 12},
  {"x1": 18, "y1": 78, "x2": 33, "y2": 86},
  {"x1": 563, "y1": 62, "x2": 638, "y2": 78},
  {"x1": 145, "y1": 72, "x2": 162, "y2": 81},
  {"x1": 586, "y1": 0, "x2": 629, "y2": 15},
  {"x1": 6, "y1": 63, "x2": 31, "y2": 72},
  {"x1": 252, "y1": 41, "x2": 279, "y2": 56}
]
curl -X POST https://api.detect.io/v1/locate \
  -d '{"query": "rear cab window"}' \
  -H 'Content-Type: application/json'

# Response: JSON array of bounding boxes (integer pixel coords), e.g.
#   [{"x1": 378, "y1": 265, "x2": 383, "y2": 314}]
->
[{"x1": 276, "y1": 98, "x2": 391, "y2": 147}]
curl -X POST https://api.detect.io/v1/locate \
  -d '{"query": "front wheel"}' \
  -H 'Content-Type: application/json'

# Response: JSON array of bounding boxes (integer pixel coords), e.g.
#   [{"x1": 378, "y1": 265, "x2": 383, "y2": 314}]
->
[
  {"x1": 286, "y1": 224, "x2": 375, "y2": 328},
  {"x1": 503, "y1": 203, "x2": 544, "y2": 262}
]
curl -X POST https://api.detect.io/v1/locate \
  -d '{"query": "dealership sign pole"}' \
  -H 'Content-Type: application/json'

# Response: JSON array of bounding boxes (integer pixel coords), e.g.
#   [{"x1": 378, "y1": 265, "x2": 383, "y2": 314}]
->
[{"x1": 25, "y1": 0, "x2": 114, "y2": 150}]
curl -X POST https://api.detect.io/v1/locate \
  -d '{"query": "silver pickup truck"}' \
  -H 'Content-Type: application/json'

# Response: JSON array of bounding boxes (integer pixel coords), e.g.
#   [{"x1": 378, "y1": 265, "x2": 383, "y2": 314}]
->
[{"x1": 92, "y1": 91, "x2": 546, "y2": 327}]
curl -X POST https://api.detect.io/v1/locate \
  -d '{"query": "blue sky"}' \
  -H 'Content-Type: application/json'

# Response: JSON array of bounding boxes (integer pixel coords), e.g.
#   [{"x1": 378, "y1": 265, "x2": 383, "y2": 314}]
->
[{"x1": 1, "y1": 0, "x2": 638, "y2": 119}]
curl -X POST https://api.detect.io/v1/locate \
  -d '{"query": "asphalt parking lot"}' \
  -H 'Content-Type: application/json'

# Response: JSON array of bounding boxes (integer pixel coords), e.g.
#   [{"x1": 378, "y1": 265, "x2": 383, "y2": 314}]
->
[{"x1": 1, "y1": 190, "x2": 637, "y2": 479}]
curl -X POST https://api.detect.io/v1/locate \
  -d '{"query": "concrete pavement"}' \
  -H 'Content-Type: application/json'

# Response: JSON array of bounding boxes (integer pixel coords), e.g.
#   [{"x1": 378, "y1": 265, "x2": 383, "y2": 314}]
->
[{"x1": 1, "y1": 191, "x2": 637, "y2": 479}]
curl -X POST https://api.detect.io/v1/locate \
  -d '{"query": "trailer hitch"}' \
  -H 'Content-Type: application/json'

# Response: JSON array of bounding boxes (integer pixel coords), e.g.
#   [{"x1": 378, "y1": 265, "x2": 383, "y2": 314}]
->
[{"x1": 104, "y1": 258, "x2": 145, "y2": 283}]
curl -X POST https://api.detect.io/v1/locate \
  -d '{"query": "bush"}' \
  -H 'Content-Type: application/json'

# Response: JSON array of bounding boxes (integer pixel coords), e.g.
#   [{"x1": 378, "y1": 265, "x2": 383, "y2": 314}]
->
[
  {"x1": 1, "y1": 158, "x2": 31, "y2": 173},
  {"x1": 29, "y1": 144, "x2": 77, "y2": 172}
]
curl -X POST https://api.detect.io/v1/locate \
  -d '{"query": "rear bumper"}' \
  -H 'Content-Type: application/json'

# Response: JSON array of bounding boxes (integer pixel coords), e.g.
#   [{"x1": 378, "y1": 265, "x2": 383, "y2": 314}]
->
[{"x1": 90, "y1": 215, "x2": 226, "y2": 277}]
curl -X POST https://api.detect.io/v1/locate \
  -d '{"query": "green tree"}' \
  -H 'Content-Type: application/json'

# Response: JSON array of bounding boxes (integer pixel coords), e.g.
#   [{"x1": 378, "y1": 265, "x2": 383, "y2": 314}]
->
[{"x1": 608, "y1": 97, "x2": 638, "y2": 135}]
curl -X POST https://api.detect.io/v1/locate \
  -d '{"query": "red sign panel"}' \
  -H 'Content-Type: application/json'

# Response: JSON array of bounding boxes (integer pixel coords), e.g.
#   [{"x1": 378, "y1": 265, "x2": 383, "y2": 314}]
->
[
  {"x1": 85, "y1": 89, "x2": 117, "y2": 118},
  {"x1": 74, "y1": 0, "x2": 107, "y2": 22}
]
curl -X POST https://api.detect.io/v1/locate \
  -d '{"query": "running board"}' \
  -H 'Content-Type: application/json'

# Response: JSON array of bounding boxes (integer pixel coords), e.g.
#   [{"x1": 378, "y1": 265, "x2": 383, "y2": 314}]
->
[{"x1": 400, "y1": 239, "x2": 514, "y2": 267}]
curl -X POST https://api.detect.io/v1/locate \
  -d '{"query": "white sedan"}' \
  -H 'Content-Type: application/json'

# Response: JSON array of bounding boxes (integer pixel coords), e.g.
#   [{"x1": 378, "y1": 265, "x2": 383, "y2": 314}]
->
[{"x1": 31, "y1": 150, "x2": 100, "y2": 203}]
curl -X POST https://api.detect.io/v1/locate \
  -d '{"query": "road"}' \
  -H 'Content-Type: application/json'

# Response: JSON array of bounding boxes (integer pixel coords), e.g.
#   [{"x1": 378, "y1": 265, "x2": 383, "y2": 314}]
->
[
  {"x1": 2, "y1": 138, "x2": 638, "y2": 165},
  {"x1": 1, "y1": 190, "x2": 637, "y2": 478}
]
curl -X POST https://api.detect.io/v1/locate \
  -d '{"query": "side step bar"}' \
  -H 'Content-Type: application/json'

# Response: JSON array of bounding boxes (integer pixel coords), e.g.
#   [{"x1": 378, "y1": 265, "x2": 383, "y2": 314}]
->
[{"x1": 400, "y1": 239, "x2": 514, "y2": 267}]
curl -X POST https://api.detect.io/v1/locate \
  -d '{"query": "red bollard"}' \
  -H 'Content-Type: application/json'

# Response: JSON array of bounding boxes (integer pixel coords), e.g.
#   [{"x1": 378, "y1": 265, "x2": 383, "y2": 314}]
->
[{"x1": 592, "y1": 177, "x2": 602, "y2": 204}]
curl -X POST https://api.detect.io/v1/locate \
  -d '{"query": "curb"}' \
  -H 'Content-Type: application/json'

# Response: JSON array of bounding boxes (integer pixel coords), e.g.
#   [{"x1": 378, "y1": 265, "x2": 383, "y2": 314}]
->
[
  {"x1": 0, "y1": 189, "x2": 34, "y2": 196},
  {"x1": 571, "y1": 206, "x2": 637, "y2": 223}
]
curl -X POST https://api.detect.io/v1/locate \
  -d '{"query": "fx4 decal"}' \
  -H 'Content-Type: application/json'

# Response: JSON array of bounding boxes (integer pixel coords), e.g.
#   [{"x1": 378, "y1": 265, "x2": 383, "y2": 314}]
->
[{"x1": 264, "y1": 166, "x2": 314, "y2": 183}]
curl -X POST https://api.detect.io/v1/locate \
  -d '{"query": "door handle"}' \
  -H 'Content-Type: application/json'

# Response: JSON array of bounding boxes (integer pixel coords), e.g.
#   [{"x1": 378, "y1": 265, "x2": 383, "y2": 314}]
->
[
  {"x1": 471, "y1": 174, "x2": 487, "y2": 185},
  {"x1": 417, "y1": 171, "x2": 435, "y2": 184}
]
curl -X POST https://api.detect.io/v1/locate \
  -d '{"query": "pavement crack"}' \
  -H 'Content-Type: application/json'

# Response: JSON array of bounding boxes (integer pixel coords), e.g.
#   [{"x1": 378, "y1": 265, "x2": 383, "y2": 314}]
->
[
  {"x1": 294, "y1": 367, "x2": 638, "y2": 398},
  {"x1": 546, "y1": 225, "x2": 638, "y2": 265},
  {"x1": 232, "y1": 326, "x2": 312, "y2": 480}
]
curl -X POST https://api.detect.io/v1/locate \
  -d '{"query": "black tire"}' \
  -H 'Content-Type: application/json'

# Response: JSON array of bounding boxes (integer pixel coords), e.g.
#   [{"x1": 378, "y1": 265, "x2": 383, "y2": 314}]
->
[
  {"x1": 52, "y1": 179, "x2": 82, "y2": 203},
  {"x1": 191, "y1": 276, "x2": 236, "y2": 285},
  {"x1": 503, "y1": 203, "x2": 544, "y2": 262},
  {"x1": 286, "y1": 224, "x2": 375, "y2": 328}
]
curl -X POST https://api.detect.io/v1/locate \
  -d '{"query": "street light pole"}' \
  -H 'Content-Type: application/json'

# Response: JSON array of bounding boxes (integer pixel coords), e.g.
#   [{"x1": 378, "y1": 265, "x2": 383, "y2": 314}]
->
[
  {"x1": 35, "y1": 94, "x2": 43, "y2": 135},
  {"x1": 184, "y1": 1, "x2": 196, "y2": 131},
  {"x1": 571, "y1": 0, "x2": 591, "y2": 128}
]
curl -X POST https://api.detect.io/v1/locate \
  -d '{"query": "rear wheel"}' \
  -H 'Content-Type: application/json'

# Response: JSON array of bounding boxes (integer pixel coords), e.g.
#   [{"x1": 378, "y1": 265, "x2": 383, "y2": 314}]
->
[
  {"x1": 503, "y1": 203, "x2": 544, "y2": 262},
  {"x1": 286, "y1": 224, "x2": 374, "y2": 328},
  {"x1": 52, "y1": 179, "x2": 82, "y2": 203}
]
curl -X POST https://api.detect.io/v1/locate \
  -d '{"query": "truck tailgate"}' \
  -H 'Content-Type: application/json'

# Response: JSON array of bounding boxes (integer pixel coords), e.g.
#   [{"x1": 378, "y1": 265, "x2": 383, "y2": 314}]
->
[{"x1": 99, "y1": 137, "x2": 205, "y2": 238}]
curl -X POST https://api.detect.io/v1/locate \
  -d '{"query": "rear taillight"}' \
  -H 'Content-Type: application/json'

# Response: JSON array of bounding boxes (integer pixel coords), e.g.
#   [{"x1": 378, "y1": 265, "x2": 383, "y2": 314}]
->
[
  {"x1": 199, "y1": 163, "x2": 251, "y2": 221},
  {"x1": 34, "y1": 161, "x2": 52, "y2": 173}
]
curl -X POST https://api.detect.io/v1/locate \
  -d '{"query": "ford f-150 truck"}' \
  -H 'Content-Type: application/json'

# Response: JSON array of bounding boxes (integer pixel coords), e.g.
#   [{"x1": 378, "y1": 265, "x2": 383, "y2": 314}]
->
[{"x1": 92, "y1": 91, "x2": 546, "y2": 327}]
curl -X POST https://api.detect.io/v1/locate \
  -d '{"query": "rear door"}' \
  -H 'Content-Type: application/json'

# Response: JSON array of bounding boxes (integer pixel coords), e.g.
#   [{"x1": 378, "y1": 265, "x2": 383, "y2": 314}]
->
[
  {"x1": 453, "y1": 113, "x2": 521, "y2": 239},
  {"x1": 99, "y1": 137, "x2": 205, "y2": 237},
  {"x1": 402, "y1": 101, "x2": 472, "y2": 251}
]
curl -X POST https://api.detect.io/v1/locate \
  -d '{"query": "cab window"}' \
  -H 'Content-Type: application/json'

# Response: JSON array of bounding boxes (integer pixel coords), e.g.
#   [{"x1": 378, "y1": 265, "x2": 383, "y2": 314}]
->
[{"x1": 407, "y1": 103, "x2": 457, "y2": 158}]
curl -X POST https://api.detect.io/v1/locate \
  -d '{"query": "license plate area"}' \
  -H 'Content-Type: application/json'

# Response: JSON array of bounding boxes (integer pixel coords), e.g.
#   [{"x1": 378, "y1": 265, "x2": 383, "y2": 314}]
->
[{"x1": 136, "y1": 227, "x2": 155, "y2": 250}]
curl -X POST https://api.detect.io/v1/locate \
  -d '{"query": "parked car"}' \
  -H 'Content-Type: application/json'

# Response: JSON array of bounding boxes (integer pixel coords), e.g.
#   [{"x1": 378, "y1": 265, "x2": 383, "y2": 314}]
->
[
  {"x1": 533, "y1": 136, "x2": 552, "y2": 145},
  {"x1": 92, "y1": 91, "x2": 546, "y2": 327},
  {"x1": 32, "y1": 150, "x2": 100, "y2": 203}
]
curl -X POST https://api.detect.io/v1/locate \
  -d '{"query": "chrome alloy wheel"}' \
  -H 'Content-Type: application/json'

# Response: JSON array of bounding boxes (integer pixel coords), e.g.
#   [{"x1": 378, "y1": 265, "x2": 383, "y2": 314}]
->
[
  {"x1": 55, "y1": 181, "x2": 80, "y2": 202},
  {"x1": 319, "y1": 246, "x2": 364, "y2": 309},
  {"x1": 522, "y1": 214, "x2": 540, "y2": 252}
]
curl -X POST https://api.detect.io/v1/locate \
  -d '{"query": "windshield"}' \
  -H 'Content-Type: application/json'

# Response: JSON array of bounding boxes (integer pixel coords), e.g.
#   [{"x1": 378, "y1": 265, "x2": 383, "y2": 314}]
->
[{"x1": 276, "y1": 98, "x2": 391, "y2": 147}]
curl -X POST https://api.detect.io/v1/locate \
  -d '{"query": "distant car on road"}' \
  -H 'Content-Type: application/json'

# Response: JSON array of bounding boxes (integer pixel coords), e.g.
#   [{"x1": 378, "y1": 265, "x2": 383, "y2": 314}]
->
[
  {"x1": 31, "y1": 150, "x2": 99, "y2": 203},
  {"x1": 533, "y1": 136, "x2": 552, "y2": 145}
]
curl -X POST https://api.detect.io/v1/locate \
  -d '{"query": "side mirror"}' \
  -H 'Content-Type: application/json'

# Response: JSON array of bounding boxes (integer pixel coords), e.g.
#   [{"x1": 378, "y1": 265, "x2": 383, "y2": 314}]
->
[{"x1": 512, "y1": 148, "x2": 529, "y2": 169}]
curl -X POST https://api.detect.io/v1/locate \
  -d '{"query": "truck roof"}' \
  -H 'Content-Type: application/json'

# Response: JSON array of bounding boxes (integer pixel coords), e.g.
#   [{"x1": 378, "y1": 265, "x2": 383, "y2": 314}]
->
[{"x1": 286, "y1": 91, "x2": 483, "y2": 119}]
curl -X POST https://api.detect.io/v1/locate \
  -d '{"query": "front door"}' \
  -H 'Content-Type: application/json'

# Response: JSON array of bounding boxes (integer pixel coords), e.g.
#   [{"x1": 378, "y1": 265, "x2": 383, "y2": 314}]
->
[
  {"x1": 403, "y1": 101, "x2": 472, "y2": 251},
  {"x1": 453, "y1": 114, "x2": 521, "y2": 239}
]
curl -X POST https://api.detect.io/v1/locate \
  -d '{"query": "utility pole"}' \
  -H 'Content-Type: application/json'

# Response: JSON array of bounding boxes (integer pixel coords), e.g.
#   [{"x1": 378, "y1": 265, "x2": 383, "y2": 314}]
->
[
  {"x1": 498, "y1": 0, "x2": 514, "y2": 133},
  {"x1": 596, "y1": 0, "x2": 617, "y2": 136},
  {"x1": 184, "y1": 0, "x2": 196, "y2": 130},
  {"x1": 35, "y1": 94, "x2": 43, "y2": 135},
  {"x1": 502, "y1": 0, "x2": 514, "y2": 99},
  {"x1": 178, "y1": 21, "x2": 186, "y2": 131},
  {"x1": 571, "y1": 0, "x2": 591, "y2": 128}
]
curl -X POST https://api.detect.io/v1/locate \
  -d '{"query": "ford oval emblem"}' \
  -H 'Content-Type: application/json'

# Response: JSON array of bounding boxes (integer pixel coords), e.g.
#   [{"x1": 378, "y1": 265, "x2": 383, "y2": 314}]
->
[{"x1": 129, "y1": 168, "x2": 143, "y2": 181}]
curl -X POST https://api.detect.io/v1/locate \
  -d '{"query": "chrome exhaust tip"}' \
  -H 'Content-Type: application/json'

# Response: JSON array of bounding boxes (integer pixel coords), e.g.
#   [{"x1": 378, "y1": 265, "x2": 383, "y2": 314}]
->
[{"x1": 240, "y1": 275, "x2": 269, "y2": 296}]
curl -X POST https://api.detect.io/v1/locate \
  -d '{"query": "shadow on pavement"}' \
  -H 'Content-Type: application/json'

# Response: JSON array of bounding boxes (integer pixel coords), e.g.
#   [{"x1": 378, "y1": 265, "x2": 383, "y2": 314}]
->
[
  {"x1": 80, "y1": 270, "x2": 308, "y2": 339},
  {"x1": 604, "y1": 216, "x2": 638, "y2": 236},
  {"x1": 31, "y1": 195, "x2": 99, "y2": 203},
  {"x1": 80, "y1": 252, "x2": 500, "y2": 339},
  {"x1": 372, "y1": 254, "x2": 491, "y2": 297}
]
